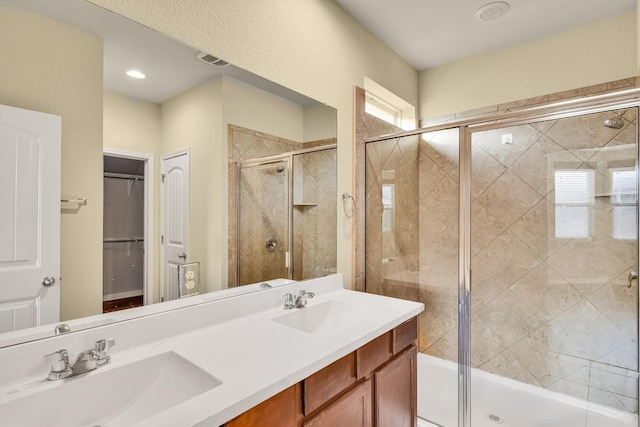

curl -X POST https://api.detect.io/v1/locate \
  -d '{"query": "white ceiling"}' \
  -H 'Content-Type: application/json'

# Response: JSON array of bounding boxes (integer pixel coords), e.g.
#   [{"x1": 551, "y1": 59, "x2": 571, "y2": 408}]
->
[{"x1": 333, "y1": 0, "x2": 637, "y2": 70}]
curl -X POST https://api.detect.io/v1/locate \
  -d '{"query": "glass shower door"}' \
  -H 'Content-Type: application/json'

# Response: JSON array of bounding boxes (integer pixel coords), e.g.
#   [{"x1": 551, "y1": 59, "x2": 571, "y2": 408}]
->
[
  {"x1": 469, "y1": 108, "x2": 639, "y2": 426},
  {"x1": 237, "y1": 160, "x2": 290, "y2": 285},
  {"x1": 364, "y1": 128, "x2": 461, "y2": 427}
]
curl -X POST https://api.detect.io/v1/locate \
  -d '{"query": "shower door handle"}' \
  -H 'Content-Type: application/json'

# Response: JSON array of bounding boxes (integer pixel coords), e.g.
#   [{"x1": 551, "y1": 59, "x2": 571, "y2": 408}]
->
[{"x1": 629, "y1": 270, "x2": 638, "y2": 287}]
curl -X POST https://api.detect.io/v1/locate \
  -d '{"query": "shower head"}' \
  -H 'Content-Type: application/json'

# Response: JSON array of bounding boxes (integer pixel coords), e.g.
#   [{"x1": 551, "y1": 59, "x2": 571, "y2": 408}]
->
[{"x1": 604, "y1": 112, "x2": 625, "y2": 130}]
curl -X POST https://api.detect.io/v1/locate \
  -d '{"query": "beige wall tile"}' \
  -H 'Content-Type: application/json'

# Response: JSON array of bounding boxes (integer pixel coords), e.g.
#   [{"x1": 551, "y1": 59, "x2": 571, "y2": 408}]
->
[
  {"x1": 477, "y1": 171, "x2": 542, "y2": 227},
  {"x1": 510, "y1": 262, "x2": 582, "y2": 323}
]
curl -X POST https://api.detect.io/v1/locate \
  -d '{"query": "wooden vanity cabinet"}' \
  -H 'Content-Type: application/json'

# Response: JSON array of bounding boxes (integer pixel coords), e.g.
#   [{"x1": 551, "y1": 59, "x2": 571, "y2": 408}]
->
[
  {"x1": 224, "y1": 317, "x2": 417, "y2": 427},
  {"x1": 225, "y1": 383, "x2": 303, "y2": 427}
]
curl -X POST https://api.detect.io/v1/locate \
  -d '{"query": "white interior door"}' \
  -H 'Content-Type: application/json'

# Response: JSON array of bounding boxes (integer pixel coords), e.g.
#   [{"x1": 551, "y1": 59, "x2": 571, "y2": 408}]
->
[
  {"x1": 161, "y1": 151, "x2": 189, "y2": 302},
  {"x1": 0, "y1": 104, "x2": 61, "y2": 332}
]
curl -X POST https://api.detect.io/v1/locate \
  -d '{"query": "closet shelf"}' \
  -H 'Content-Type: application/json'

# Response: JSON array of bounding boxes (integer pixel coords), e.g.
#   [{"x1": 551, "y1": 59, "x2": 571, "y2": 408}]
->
[{"x1": 103, "y1": 237, "x2": 144, "y2": 243}]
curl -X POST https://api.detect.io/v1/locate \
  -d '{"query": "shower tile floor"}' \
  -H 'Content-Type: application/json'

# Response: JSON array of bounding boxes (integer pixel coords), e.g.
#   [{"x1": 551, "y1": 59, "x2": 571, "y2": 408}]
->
[{"x1": 418, "y1": 354, "x2": 637, "y2": 427}]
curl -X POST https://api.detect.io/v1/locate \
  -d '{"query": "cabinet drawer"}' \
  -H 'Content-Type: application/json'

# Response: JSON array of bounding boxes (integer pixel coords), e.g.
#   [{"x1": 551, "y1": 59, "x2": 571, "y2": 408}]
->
[
  {"x1": 393, "y1": 317, "x2": 417, "y2": 354},
  {"x1": 226, "y1": 383, "x2": 301, "y2": 427},
  {"x1": 356, "y1": 331, "x2": 392, "y2": 379},
  {"x1": 304, "y1": 352, "x2": 356, "y2": 415}
]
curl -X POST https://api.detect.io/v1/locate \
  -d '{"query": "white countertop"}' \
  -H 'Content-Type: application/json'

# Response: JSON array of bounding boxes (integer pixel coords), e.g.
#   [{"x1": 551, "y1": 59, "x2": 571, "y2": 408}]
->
[{"x1": 0, "y1": 275, "x2": 424, "y2": 426}]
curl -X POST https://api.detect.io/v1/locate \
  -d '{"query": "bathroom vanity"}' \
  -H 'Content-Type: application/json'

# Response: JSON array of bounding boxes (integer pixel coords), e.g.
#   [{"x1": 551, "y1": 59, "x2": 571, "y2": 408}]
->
[
  {"x1": 225, "y1": 317, "x2": 418, "y2": 426},
  {"x1": 0, "y1": 274, "x2": 423, "y2": 426}
]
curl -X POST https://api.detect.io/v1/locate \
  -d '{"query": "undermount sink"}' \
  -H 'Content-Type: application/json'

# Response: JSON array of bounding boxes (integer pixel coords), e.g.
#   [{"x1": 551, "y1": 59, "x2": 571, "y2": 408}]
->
[
  {"x1": 271, "y1": 300, "x2": 376, "y2": 336},
  {"x1": 1, "y1": 351, "x2": 221, "y2": 427}
]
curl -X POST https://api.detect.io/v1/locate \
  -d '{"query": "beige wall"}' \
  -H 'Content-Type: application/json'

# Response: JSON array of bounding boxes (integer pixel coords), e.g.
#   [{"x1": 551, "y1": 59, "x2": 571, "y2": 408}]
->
[
  {"x1": 222, "y1": 76, "x2": 305, "y2": 142},
  {"x1": 103, "y1": 91, "x2": 161, "y2": 154},
  {"x1": 419, "y1": 11, "x2": 638, "y2": 119},
  {"x1": 303, "y1": 103, "x2": 338, "y2": 142},
  {"x1": 160, "y1": 78, "x2": 223, "y2": 295},
  {"x1": 0, "y1": 4, "x2": 104, "y2": 320},
  {"x1": 86, "y1": 0, "x2": 420, "y2": 288}
]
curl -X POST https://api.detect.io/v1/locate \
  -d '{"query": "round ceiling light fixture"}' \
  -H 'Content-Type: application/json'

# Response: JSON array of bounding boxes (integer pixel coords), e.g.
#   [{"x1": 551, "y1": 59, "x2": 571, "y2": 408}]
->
[
  {"x1": 126, "y1": 70, "x2": 146, "y2": 79},
  {"x1": 475, "y1": 2, "x2": 510, "y2": 21}
]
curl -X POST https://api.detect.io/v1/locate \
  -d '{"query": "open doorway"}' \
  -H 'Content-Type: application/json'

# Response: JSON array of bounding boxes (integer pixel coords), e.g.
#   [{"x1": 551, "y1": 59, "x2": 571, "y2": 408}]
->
[{"x1": 102, "y1": 149, "x2": 154, "y2": 312}]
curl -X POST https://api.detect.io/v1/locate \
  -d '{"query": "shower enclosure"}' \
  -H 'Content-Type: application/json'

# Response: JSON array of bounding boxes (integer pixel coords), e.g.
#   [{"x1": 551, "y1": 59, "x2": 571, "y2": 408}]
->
[
  {"x1": 363, "y1": 88, "x2": 640, "y2": 427},
  {"x1": 236, "y1": 146, "x2": 337, "y2": 285}
]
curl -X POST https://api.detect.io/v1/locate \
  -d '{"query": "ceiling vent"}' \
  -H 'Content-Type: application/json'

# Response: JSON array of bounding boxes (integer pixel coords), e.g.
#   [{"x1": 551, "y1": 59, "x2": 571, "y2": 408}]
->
[{"x1": 196, "y1": 52, "x2": 229, "y2": 67}]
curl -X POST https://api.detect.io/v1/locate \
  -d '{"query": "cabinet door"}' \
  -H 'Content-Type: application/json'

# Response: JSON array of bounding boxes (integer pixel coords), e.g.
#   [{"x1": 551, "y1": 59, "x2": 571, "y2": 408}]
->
[
  {"x1": 374, "y1": 345, "x2": 416, "y2": 427},
  {"x1": 303, "y1": 378, "x2": 372, "y2": 427}
]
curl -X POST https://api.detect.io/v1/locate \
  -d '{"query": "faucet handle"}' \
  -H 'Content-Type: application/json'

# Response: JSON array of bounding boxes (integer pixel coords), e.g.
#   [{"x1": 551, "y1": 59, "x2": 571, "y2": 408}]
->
[
  {"x1": 296, "y1": 290, "x2": 315, "y2": 307},
  {"x1": 94, "y1": 338, "x2": 115, "y2": 366},
  {"x1": 43, "y1": 349, "x2": 71, "y2": 380},
  {"x1": 283, "y1": 293, "x2": 294, "y2": 309},
  {"x1": 44, "y1": 349, "x2": 69, "y2": 371},
  {"x1": 95, "y1": 338, "x2": 115, "y2": 354},
  {"x1": 95, "y1": 338, "x2": 116, "y2": 366}
]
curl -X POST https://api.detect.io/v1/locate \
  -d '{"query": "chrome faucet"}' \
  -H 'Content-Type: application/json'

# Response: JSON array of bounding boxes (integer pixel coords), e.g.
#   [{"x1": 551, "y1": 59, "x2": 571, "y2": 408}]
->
[
  {"x1": 43, "y1": 338, "x2": 115, "y2": 381},
  {"x1": 283, "y1": 290, "x2": 315, "y2": 309}
]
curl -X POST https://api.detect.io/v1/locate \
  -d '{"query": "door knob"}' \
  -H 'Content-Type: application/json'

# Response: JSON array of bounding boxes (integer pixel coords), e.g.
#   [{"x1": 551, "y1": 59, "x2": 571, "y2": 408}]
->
[
  {"x1": 42, "y1": 276, "x2": 56, "y2": 287},
  {"x1": 178, "y1": 253, "x2": 187, "y2": 260}
]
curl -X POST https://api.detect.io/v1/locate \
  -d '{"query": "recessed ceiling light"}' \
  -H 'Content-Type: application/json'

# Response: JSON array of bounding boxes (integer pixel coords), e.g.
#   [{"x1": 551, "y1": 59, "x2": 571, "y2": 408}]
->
[
  {"x1": 475, "y1": 2, "x2": 510, "y2": 21},
  {"x1": 126, "y1": 70, "x2": 146, "y2": 79}
]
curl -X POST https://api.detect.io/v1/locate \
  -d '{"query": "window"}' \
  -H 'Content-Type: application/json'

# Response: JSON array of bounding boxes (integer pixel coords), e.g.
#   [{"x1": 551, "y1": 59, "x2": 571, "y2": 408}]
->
[
  {"x1": 554, "y1": 170, "x2": 595, "y2": 238},
  {"x1": 382, "y1": 184, "x2": 394, "y2": 232},
  {"x1": 364, "y1": 77, "x2": 416, "y2": 131},
  {"x1": 366, "y1": 93, "x2": 403, "y2": 128},
  {"x1": 611, "y1": 168, "x2": 637, "y2": 240}
]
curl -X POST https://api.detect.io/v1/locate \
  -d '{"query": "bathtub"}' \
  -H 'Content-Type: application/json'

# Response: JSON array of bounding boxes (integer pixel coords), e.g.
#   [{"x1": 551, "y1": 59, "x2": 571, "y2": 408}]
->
[{"x1": 417, "y1": 353, "x2": 637, "y2": 427}]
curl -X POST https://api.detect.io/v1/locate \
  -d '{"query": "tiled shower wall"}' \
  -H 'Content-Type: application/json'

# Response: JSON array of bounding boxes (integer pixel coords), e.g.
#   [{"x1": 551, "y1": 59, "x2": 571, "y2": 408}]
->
[
  {"x1": 364, "y1": 106, "x2": 639, "y2": 412},
  {"x1": 228, "y1": 124, "x2": 336, "y2": 286},
  {"x1": 293, "y1": 149, "x2": 337, "y2": 280},
  {"x1": 237, "y1": 162, "x2": 290, "y2": 285}
]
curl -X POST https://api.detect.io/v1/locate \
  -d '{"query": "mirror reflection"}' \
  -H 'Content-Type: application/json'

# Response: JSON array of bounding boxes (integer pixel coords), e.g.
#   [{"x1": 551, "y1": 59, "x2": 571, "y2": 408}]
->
[{"x1": 0, "y1": 0, "x2": 337, "y2": 345}]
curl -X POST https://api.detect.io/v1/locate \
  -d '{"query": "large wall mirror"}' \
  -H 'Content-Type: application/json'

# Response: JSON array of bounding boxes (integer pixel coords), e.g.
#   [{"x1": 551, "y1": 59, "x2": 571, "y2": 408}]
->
[{"x1": 0, "y1": 0, "x2": 337, "y2": 347}]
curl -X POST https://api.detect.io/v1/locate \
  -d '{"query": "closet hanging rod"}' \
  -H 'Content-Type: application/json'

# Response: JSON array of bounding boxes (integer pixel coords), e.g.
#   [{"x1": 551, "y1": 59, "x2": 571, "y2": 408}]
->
[
  {"x1": 61, "y1": 198, "x2": 87, "y2": 206},
  {"x1": 104, "y1": 172, "x2": 144, "y2": 181},
  {"x1": 103, "y1": 237, "x2": 144, "y2": 243}
]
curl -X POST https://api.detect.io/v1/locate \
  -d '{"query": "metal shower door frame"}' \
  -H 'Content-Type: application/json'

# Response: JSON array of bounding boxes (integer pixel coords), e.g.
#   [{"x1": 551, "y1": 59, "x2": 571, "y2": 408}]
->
[{"x1": 235, "y1": 144, "x2": 338, "y2": 286}]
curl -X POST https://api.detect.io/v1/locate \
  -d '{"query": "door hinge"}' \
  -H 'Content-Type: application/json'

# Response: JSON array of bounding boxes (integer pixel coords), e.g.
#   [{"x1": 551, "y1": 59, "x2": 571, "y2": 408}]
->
[
  {"x1": 161, "y1": 174, "x2": 165, "y2": 183},
  {"x1": 161, "y1": 235, "x2": 164, "y2": 244}
]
